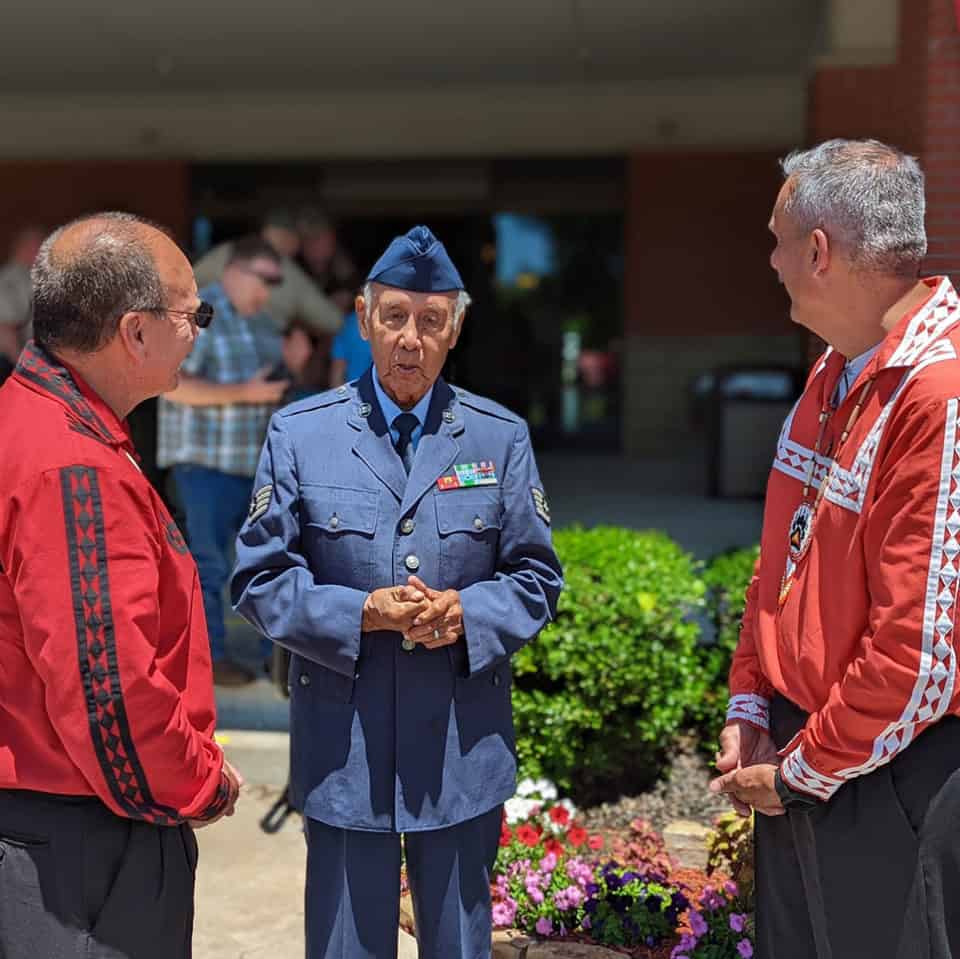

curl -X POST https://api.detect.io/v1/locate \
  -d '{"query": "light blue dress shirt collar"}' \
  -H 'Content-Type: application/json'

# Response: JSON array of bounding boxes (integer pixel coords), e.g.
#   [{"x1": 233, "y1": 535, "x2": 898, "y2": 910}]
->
[
  {"x1": 834, "y1": 343, "x2": 881, "y2": 406},
  {"x1": 372, "y1": 374, "x2": 435, "y2": 453}
]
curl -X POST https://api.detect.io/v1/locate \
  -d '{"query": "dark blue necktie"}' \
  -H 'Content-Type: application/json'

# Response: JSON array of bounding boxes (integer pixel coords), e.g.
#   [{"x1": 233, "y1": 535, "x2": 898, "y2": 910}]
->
[{"x1": 393, "y1": 413, "x2": 419, "y2": 475}]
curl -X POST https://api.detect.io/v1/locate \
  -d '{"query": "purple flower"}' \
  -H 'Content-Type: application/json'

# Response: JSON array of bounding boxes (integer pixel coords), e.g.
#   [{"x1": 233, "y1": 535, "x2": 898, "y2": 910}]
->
[
  {"x1": 730, "y1": 913, "x2": 746, "y2": 933},
  {"x1": 539, "y1": 852, "x2": 558, "y2": 873},
  {"x1": 526, "y1": 886, "x2": 544, "y2": 905},
  {"x1": 689, "y1": 910, "x2": 708, "y2": 937},
  {"x1": 737, "y1": 939, "x2": 754, "y2": 958},
  {"x1": 581, "y1": 915, "x2": 592, "y2": 931},
  {"x1": 724, "y1": 880, "x2": 739, "y2": 898},
  {"x1": 536, "y1": 917, "x2": 553, "y2": 936}
]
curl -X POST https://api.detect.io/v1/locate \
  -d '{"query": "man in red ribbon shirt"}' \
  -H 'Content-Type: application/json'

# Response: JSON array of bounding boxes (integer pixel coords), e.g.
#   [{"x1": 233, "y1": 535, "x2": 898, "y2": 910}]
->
[
  {"x1": 0, "y1": 213, "x2": 240, "y2": 959},
  {"x1": 711, "y1": 139, "x2": 960, "y2": 957}
]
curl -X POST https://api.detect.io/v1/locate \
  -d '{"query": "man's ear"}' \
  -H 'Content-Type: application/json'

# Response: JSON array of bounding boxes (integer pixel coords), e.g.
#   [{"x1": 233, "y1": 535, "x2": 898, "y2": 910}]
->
[
  {"x1": 356, "y1": 294, "x2": 371, "y2": 342},
  {"x1": 811, "y1": 229, "x2": 830, "y2": 277},
  {"x1": 117, "y1": 311, "x2": 148, "y2": 361}
]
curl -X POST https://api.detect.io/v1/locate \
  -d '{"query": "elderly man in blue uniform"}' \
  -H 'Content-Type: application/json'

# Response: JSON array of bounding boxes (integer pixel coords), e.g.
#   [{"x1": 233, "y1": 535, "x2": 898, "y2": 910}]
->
[{"x1": 231, "y1": 226, "x2": 562, "y2": 958}]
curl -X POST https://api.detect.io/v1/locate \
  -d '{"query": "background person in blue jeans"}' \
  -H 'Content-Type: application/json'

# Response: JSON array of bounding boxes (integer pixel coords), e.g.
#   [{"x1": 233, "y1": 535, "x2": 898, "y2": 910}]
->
[
  {"x1": 158, "y1": 235, "x2": 289, "y2": 685},
  {"x1": 329, "y1": 309, "x2": 372, "y2": 387}
]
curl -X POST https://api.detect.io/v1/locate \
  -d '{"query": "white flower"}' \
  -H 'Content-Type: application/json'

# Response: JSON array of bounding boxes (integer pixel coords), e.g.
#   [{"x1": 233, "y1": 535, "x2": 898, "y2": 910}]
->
[
  {"x1": 558, "y1": 797, "x2": 577, "y2": 817},
  {"x1": 504, "y1": 797, "x2": 540, "y2": 823},
  {"x1": 515, "y1": 778, "x2": 540, "y2": 798},
  {"x1": 533, "y1": 778, "x2": 558, "y2": 800}
]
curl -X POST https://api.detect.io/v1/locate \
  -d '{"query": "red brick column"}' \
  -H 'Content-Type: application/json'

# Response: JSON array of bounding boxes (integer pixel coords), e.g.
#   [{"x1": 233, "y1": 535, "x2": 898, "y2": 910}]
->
[
  {"x1": 922, "y1": 0, "x2": 960, "y2": 279},
  {"x1": 810, "y1": 0, "x2": 960, "y2": 282}
]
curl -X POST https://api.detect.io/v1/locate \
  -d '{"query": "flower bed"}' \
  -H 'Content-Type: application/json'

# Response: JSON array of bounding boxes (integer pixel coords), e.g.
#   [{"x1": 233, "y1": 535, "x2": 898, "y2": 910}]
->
[{"x1": 489, "y1": 780, "x2": 755, "y2": 959}]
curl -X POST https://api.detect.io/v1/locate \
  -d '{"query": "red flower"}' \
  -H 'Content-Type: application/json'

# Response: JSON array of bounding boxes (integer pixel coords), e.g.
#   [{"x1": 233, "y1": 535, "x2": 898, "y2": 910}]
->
[
  {"x1": 548, "y1": 805, "x2": 570, "y2": 826},
  {"x1": 544, "y1": 837, "x2": 563, "y2": 856},
  {"x1": 567, "y1": 826, "x2": 587, "y2": 848},
  {"x1": 516, "y1": 824, "x2": 540, "y2": 847},
  {"x1": 588, "y1": 834, "x2": 604, "y2": 850},
  {"x1": 499, "y1": 825, "x2": 513, "y2": 847}
]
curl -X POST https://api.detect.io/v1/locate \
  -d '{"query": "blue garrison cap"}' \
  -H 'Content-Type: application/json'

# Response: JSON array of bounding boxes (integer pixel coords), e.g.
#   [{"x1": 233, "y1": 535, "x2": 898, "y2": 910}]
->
[{"x1": 366, "y1": 225, "x2": 464, "y2": 293}]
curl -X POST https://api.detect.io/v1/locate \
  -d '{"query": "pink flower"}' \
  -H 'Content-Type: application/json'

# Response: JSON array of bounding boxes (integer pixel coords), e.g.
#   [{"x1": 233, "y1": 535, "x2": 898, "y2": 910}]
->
[
  {"x1": 552, "y1": 884, "x2": 584, "y2": 911},
  {"x1": 689, "y1": 910, "x2": 708, "y2": 937},
  {"x1": 492, "y1": 898, "x2": 517, "y2": 927},
  {"x1": 730, "y1": 913, "x2": 746, "y2": 933},
  {"x1": 527, "y1": 886, "x2": 544, "y2": 905},
  {"x1": 535, "y1": 917, "x2": 553, "y2": 936},
  {"x1": 539, "y1": 852, "x2": 558, "y2": 873},
  {"x1": 737, "y1": 940, "x2": 754, "y2": 958}
]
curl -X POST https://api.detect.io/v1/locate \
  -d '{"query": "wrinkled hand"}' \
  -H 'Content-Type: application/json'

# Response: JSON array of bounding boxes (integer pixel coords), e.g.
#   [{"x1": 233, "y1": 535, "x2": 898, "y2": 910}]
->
[
  {"x1": 242, "y1": 366, "x2": 289, "y2": 404},
  {"x1": 190, "y1": 759, "x2": 243, "y2": 828},
  {"x1": 402, "y1": 575, "x2": 464, "y2": 649},
  {"x1": 713, "y1": 722, "x2": 780, "y2": 816},
  {"x1": 362, "y1": 584, "x2": 429, "y2": 634},
  {"x1": 709, "y1": 763, "x2": 784, "y2": 817}
]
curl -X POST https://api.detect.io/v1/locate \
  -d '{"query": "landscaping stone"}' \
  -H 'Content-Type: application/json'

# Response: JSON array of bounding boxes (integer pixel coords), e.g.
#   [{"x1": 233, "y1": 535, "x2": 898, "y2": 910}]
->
[
  {"x1": 399, "y1": 891, "x2": 415, "y2": 935},
  {"x1": 526, "y1": 942, "x2": 627, "y2": 958},
  {"x1": 663, "y1": 819, "x2": 712, "y2": 871},
  {"x1": 580, "y1": 737, "x2": 729, "y2": 833}
]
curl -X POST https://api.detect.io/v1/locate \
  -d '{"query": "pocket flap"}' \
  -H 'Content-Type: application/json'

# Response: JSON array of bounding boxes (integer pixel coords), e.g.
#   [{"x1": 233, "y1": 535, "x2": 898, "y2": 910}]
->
[
  {"x1": 302, "y1": 485, "x2": 379, "y2": 535},
  {"x1": 435, "y1": 496, "x2": 502, "y2": 536}
]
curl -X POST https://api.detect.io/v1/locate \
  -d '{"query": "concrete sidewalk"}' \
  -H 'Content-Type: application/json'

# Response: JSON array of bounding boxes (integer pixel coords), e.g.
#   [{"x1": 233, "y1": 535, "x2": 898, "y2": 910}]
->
[{"x1": 193, "y1": 762, "x2": 418, "y2": 958}]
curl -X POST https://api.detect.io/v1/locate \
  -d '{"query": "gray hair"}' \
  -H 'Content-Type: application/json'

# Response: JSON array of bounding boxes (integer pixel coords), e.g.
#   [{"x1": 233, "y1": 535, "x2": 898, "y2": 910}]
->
[
  {"x1": 362, "y1": 282, "x2": 471, "y2": 331},
  {"x1": 780, "y1": 139, "x2": 927, "y2": 278},
  {"x1": 32, "y1": 212, "x2": 166, "y2": 354}
]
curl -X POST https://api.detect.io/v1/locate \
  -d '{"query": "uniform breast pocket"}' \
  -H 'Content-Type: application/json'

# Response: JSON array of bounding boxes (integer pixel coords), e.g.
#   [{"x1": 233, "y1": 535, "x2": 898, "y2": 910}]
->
[
  {"x1": 301, "y1": 485, "x2": 379, "y2": 591},
  {"x1": 435, "y1": 493, "x2": 502, "y2": 588}
]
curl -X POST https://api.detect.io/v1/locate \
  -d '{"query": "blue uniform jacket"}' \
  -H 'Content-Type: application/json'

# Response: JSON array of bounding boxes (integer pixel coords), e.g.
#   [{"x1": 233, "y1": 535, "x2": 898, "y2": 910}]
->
[{"x1": 230, "y1": 369, "x2": 563, "y2": 832}]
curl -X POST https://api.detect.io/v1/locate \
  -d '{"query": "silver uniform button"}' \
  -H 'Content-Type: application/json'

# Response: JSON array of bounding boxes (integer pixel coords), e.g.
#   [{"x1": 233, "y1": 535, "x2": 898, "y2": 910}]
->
[
  {"x1": 405, "y1": 554, "x2": 420, "y2": 572},
  {"x1": 400, "y1": 518, "x2": 415, "y2": 535},
  {"x1": 473, "y1": 517, "x2": 484, "y2": 530},
  {"x1": 401, "y1": 638, "x2": 416, "y2": 652},
  {"x1": 330, "y1": 515, "x2": 340, "y2": 529},
  {"x1": 299, "y1": 673, "x2": 311, "y2": 687}
]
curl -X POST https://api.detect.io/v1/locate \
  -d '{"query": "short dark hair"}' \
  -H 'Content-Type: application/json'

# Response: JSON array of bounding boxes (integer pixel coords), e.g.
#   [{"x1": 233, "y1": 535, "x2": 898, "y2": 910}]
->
[
  {"x1": 227, "y1": 235, "x2": 283, "y2": 267},
  {"x1": 32, "y1": 212, "x2": 167, "y2": 354}
]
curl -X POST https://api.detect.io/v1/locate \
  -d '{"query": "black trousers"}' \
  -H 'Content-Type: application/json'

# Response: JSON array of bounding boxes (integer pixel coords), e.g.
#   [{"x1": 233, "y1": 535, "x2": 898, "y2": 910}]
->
[
  {"x1": 0, "y1": 789, "x2": 197, "y2": 959},
  {"x1": 757, "y1": 696, "x2": 960, "y2": 959}
]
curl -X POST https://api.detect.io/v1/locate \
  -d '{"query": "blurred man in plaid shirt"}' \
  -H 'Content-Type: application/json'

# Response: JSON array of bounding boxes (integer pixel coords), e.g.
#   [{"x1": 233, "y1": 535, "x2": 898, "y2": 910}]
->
[{"x1": 159, "y1": 236, "x2": 289, "y2": 685}]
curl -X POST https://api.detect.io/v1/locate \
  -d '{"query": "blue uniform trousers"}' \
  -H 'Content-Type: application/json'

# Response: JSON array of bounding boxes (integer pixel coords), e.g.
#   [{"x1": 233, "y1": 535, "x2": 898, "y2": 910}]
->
[{"x1": 305, "y1": 806, "x2": 502, "y2": 959}]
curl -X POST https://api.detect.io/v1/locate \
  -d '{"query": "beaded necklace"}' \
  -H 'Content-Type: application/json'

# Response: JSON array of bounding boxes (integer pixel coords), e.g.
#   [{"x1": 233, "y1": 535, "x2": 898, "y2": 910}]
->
[{"x1": 778, "y1": 374, "x2": 874, "y2": 606}]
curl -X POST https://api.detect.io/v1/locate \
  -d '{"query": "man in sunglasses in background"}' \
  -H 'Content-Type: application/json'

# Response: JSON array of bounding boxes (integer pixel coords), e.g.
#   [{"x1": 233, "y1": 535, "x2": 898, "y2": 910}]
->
[
  {"x1": 0, "y1": 213, "x2": 240, "y2": 959},
  {"x1": 159, "y1": 235, "x2": 289, "y2": 685}
]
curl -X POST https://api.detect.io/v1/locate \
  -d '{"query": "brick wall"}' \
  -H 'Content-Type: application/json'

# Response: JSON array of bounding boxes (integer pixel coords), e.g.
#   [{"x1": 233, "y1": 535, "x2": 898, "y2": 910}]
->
[
  {"x1": 0, "y1": 161, "x2": 190, "y2": 253},
  {"x1": 811, "y1": 0, "x2": 960, "y2": 281},
  {"x1": 625, "y1": 152, "x2": 792, "y2": 337}
]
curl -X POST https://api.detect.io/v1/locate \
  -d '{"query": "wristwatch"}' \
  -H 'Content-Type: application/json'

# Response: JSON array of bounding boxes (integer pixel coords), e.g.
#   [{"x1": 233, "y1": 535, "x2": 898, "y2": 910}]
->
[{"x1": 774, "y1": 768, "x2": 819, "y2": 811}]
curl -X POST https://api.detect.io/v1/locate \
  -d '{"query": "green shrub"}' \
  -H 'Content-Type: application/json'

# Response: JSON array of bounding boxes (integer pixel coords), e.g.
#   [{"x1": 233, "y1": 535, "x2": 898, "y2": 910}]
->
[
  {"x1": 693, "y1": 545, "x2": 760, "y2": 745},
  {"x1": 513, "y1": 526, "x2": 707, "y2": 804}
]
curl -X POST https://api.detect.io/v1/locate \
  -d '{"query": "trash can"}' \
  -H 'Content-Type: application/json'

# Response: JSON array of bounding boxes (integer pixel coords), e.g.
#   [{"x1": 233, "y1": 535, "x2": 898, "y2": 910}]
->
[{"x1": 705, "y1": 365, "x2": 803, "y2": 498}]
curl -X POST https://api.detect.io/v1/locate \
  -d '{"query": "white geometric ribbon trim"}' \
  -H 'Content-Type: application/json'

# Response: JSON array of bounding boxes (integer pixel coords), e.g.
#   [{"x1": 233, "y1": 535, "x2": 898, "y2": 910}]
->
[
  {"x1": 726, "y1": 693, "x2": 770, "y2": 731},
  {"x1": 780, "y1": 744, "x2": 843, "y2": 801}
]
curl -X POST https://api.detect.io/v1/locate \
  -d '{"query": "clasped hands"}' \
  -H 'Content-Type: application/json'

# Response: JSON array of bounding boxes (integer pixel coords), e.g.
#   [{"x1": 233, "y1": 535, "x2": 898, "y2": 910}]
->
[
  {"x1": 361, "y1": 575, "x2": 463, "y2": 650},
  {"x1": 708, "y1": 721, "x2": 785, "y2": 818}
]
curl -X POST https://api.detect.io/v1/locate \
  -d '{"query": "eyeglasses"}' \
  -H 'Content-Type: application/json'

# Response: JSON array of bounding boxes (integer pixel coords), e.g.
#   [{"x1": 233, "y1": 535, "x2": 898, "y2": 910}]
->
[
  {"x1": 148, "y1": 301, "x2": 215, "y2": 328},
  {"x1": 236, "y1": 265, "x2": 283, "y2": 287}
]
